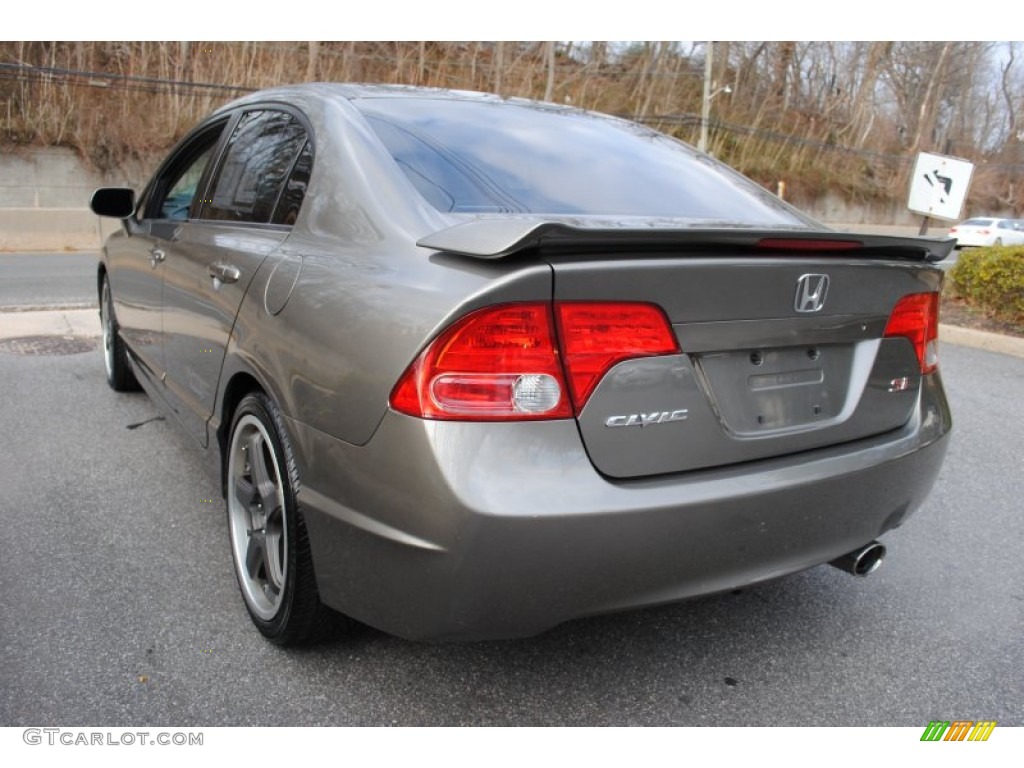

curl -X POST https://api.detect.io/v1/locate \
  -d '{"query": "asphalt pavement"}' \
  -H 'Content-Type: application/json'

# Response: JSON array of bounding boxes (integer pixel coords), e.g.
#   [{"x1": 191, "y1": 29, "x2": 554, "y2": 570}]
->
[
  {"x1": 1, "y1": 246, "x2": 1020, "y2": 727},
  {"x1": 0, "y1": 252, "x2": 98, "y2": 309},
  {"x1": 0, "y1": 333, "x2": 1021, "y2": 726}
]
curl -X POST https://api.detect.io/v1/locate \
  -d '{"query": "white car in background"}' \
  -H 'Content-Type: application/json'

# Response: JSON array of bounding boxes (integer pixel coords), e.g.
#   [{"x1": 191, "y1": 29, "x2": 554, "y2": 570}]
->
[{"x1": 948, "y1": 217, "x2": 1024, "y2": 248}]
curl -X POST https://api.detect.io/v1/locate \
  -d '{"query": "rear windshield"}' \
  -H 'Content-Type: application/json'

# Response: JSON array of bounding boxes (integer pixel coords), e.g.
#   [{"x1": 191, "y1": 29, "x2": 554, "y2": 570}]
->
[
  {"x1": 961, "y1": 218, "x2": 993, "y2": 226},
  {"x1": 354, "y1": 97, "x2": 811, "y2": 227}
]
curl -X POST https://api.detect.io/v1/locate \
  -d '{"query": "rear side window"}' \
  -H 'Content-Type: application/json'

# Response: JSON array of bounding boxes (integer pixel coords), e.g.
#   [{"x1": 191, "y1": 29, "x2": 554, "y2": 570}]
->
[
  {"x1": 271, "y1": 141, "x2": 313, "y2": 225},
  {"x1": 202, "y1": 110, "x2": 309, "y2": 224}
]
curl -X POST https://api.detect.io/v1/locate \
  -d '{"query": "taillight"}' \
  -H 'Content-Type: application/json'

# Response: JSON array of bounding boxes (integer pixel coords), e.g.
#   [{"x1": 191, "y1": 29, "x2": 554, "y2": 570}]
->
[
  {"x1": 555, "y1": 302, "x2": 680, "y2": 409},
  {"x1": 390, "y1": 301, "x2": 680, "y2": 420},
  {"x1": 390, "y1": 303, "x2": 571, "y2": 420},
  {"x1": 883, "y1": 292, "x2": 940, "y2": 374}
]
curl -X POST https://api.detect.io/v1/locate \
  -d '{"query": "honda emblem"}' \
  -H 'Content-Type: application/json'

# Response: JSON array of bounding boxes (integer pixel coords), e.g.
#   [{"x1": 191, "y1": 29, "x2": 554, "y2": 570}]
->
[{"x1": 794, "y1": 274, "x2": 829, "y2": 313}]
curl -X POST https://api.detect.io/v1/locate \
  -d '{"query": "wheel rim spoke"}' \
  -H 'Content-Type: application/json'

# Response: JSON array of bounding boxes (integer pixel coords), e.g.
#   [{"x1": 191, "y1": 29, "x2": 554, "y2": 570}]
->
[
  {"x1": 244, "y1": 525, "x2": 284, "y2": 597},
  {"x1": 233, "y1": 474, "x2": 257, "y2": 511},
  {"x1": 245, "y1": 529, "x2": 268, "y2": 580},
  {"x1": 246, "y1": 431, "x2": 278, "y2": 502},
  {"x1": 264, "y1": 508, "x2": 285, "y2": 590}
]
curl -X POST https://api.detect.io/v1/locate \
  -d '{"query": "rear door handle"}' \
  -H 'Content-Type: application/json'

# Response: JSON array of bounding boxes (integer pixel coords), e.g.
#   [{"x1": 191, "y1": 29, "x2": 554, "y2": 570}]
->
[
  {"x1": 149, "y1": 247, "x2": 165, "y2": 268},
  {"x1": 208, "y1": 263, "x2": 241, "y2": 284}
]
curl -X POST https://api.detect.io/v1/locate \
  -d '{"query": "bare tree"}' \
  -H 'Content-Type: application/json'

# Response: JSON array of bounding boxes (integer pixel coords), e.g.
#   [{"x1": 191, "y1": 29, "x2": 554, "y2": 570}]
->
[
  {"x1": 544, "y1": 41, "x2": 555, "y2": 102},
  {"x1": 1001, "y1": 43, "x2": 1017, "y2": 143},
  {"x1": 306, "y1": 41, "x2": 319, "y2": 82}
]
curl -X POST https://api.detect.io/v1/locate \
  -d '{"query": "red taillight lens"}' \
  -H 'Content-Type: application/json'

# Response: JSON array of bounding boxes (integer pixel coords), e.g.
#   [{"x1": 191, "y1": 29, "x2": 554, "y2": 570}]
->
[
  {"x1": 390, "y1": 303, "x2": 572, "y2": 420},
  {"x1": 883, "y1": 292, "x2": 940, "y2": 374},
  {"x1": 555, "y1": 302, "x2": 680, "y2": 410},
  {"x1": 391, "y1": 301, "x2": 681, "y2": 421}
]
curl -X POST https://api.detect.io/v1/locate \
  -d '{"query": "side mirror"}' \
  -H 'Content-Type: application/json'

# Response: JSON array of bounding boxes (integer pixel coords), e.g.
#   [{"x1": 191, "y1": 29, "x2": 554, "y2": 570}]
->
[{"x1": 90, "y1": 187, "x2": 136, "y2": 219}]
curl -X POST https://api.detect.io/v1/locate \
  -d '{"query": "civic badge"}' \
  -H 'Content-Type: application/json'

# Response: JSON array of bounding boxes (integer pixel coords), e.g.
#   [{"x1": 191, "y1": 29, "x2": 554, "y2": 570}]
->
[{"x1": 794, "y1": 274, "x2": 829, "y2": 313}]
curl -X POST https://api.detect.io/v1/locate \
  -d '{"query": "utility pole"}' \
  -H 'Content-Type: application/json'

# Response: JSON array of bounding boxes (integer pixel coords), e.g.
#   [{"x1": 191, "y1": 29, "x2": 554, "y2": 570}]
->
[{"x1": 699, "y1": 42, "x2": 713, "y2": 153}]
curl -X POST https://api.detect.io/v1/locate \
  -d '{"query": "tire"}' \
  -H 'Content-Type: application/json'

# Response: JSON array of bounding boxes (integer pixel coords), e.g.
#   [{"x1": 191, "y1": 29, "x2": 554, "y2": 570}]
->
[
  {"x1": 100, "y1": 275, "x2": 140, "y2": 392},
  {"x1": 994, "y1": 238, "x2": 1003, "y2": 246},
  {"x1": 226, "y1": 392, "x2": 342, "y2": 645}
]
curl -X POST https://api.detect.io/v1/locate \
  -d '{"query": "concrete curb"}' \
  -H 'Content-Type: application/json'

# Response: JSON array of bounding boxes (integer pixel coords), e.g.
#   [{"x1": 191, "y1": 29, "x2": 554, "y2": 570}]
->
[
  {"x1": 1, "y1": 308, "x2": 1022, "y2": 360},
  {"x1": 938, "y1": 323, "x2": 1024, "y2": 360}
]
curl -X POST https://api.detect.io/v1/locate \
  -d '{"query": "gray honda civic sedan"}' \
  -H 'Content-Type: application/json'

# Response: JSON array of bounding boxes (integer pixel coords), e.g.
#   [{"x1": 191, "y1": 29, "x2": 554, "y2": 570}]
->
[{"x1": 91, "y1": 84, "x2": 952, "y2": 644}]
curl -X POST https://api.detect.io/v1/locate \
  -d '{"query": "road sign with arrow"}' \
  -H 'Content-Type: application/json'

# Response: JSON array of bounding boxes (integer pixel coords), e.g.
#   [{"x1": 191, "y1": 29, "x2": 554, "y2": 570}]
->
[{"x1": 907, "y1": 151, "x2": 974, "y2": 221}]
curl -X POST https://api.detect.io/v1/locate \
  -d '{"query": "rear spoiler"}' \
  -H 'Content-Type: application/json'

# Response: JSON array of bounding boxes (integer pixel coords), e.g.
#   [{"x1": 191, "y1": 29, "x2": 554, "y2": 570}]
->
[{"x1": 416, "y1": 219, "x2": 955, "y2": 263}]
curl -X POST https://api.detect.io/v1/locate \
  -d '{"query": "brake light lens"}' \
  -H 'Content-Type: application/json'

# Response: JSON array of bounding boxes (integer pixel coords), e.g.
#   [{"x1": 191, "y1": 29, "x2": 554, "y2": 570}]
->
[
  {"x1": 756, "y1": 238, "x2": 863, "y2": 252},
  {"x1": 390, "y1": 303, "x2": 572, "y2": 420},
  {"x1": 390, "y1": 301, "x2": 680, "y2": 420},
  {"x1": 555, "y1": 302, "x2": 680, "y2": 409},
  {"x1": 883, "y1": 292, "x2": 940, "y2": 374}
]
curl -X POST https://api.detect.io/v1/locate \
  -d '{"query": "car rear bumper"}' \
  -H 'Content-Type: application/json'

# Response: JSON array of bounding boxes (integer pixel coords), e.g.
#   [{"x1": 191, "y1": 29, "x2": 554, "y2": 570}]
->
[
  {"x1": 952, "y1": 235, "x2": 991, "y2": 247},
  {"x1": 288, "y1": 373, "x2": 951, "y2": 641}
]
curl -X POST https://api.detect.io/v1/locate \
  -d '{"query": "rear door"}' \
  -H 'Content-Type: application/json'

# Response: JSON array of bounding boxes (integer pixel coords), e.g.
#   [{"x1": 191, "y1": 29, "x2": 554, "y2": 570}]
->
[
  {"x1": 160, "y1": 108, "x2": 313, "y2": 446},
  {"x1": 549, "y1": 249, "x2": 942, "y2": 478}
]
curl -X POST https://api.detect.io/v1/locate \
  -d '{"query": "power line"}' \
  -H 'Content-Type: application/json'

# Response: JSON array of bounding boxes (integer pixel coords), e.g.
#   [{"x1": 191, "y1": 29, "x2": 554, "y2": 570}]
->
[{"x1": 0, "y1": 61, "x2": 254, "y2": 96}]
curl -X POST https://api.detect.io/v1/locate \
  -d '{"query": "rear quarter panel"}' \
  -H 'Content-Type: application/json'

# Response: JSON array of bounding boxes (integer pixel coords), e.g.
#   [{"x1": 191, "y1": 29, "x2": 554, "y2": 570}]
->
[{"x1": 223, "y1": 234, "x2": 553, "y2": 445}]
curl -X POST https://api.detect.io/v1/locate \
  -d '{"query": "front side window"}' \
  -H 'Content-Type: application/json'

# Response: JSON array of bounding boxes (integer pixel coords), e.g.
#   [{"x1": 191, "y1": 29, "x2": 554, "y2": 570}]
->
[
  {"x1": 159, "y1": 147, "x2": 215, "y2": 220},
  {"x1": 150, "y1": 122, "x2": 226, "y2": 220},
  {"x1": 202, "y1": 110, "x2": 308, "y2": 224}
]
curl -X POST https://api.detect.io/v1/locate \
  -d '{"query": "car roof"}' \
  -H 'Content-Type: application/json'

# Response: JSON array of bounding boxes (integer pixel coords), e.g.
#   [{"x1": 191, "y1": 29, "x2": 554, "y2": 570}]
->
[{"x1": 218, "y1": 82, "x2": 577, "y2": 114}]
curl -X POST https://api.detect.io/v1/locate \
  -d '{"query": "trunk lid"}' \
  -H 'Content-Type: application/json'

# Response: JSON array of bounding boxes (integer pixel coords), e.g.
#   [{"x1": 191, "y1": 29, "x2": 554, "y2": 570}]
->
[{"x1": 548, "y1": 252, "x2": 942, "y2": 478}]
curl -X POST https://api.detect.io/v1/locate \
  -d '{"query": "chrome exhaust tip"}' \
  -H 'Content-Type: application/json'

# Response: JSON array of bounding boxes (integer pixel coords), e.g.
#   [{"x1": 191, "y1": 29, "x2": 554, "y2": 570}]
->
[{"x1": 830, "y1": 541, "x2": 886, "y2": 577}]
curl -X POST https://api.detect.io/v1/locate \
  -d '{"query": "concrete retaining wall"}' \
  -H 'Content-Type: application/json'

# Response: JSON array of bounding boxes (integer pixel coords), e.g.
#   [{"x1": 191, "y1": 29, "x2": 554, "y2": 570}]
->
[
  {"x1": 0, "y1": 148, "x2": 151, "y2": 251},
  {"x1": 0, "y1": 209, "x2": 115, "y2": 251}
]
